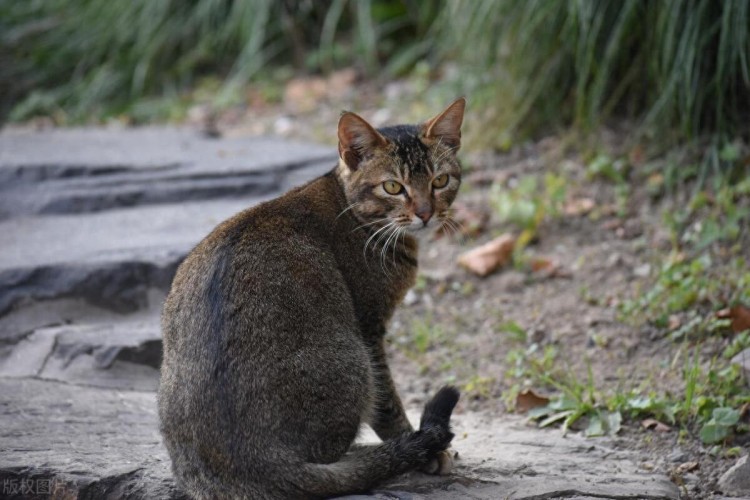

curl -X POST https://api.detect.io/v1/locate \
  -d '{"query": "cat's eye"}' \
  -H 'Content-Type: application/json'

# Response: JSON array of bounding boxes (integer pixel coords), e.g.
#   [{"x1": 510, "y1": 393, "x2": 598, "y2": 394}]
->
[
  {"x1": 432, "y1": 174, "x2": 449, "y2": 189},
  {"x1": 383, "y1": 180, "x2": 404, "y2": 195}
]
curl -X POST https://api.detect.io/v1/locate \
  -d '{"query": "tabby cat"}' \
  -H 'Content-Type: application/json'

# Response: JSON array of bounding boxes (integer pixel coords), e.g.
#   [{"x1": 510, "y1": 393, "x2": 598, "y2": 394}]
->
[{"x1": 158, "y1": 98, "x2": 466, "y2": 499}]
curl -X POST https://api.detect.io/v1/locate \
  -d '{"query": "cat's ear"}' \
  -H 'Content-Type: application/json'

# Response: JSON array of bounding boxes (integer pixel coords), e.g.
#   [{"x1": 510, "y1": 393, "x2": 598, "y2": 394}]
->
[
  {"x1": 422, "y1": 97, "x2": 466, "y2": 150},
  {"x1": 338, "y1": 112, "x2": 388, "y2": 170}
]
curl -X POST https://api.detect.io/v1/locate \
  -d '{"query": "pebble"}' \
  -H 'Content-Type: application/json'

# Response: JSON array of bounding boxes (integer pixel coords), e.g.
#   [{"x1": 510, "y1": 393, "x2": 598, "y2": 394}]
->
[
  {"x1": 668, "y1": 449, "x2": 689, "y2": 463},
  {"x1": 403, "y1": 290, "x2": 419, "y2": 306},
  {"x1": 633, "y1": 263, "x2": 651, "y2": 278},
  {"x1": 718, "y1": 454, "x2": 750, "y2": 496}
]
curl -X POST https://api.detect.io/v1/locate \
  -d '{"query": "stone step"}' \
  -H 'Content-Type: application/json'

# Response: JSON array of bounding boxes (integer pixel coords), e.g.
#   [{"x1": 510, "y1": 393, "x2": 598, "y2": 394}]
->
[
  {"x1": 0, "y1": 127, "x2": 336, "y2": 339},
  {"x1": 0, "y1": 197, "x2": 262, "y2": 321},
  {"x1": 0, "y1": 321, "x2": 161, "y2": 391}
]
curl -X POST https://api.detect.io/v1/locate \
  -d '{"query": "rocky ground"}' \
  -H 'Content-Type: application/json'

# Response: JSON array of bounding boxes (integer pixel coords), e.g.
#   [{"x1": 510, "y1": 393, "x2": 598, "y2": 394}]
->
[{"x1": 0, "y1": 123, "x2": 745, "y2": 499}]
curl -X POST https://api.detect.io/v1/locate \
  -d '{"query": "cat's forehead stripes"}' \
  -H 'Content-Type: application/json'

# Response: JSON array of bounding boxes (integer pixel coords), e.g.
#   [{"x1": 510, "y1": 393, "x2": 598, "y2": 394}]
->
[{"x1": 379, "y1": 125, "x2": 433, "y2": 178}]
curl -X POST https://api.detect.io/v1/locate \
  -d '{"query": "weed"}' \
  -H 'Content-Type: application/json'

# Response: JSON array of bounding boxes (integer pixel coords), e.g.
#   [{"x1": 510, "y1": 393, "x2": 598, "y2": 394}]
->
[
  {"x1": 491, "y1": 172, "x2": 567, "y2": 258},
  {"x1": 585, "y1": 154, "x2": 631, "y2": 216},
  {"x1": 463, "y1": 375, "x2": 495, "y2": 400}
]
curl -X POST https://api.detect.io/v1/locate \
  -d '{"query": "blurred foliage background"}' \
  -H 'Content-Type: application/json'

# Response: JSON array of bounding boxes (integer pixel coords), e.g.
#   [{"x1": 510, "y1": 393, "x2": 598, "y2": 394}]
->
[{"x1": 2, "y1": 0, "x2": 749, "y2": 167}]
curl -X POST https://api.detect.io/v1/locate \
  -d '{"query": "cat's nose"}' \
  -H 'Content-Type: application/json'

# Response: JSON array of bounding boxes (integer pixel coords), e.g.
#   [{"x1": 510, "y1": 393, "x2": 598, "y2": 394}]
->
[{"x1": 415, "y1": 209, "x2": 433, "y2": 225}]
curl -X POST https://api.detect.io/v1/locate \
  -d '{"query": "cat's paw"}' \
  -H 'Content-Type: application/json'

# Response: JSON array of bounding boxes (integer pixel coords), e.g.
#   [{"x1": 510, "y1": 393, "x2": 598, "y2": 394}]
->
[{"x1": 420, "y1": 448, "x2": 456, "y2": 475}]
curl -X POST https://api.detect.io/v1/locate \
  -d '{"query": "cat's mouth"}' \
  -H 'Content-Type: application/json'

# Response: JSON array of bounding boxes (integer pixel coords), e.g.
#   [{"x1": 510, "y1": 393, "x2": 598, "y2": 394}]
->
[{"x1": 404, "y1": 216, "x2": 440, "y2": 234}]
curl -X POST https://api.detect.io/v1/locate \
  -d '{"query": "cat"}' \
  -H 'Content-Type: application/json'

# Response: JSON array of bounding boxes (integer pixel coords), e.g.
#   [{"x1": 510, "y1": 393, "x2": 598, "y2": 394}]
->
[{"x1": 158, "y1": 97, "x2": 466, "y2": 499}]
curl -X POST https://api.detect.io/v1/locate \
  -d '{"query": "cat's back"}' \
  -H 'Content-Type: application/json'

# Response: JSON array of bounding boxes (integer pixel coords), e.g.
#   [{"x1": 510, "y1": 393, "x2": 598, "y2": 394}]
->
[
  {"x1": 162, "y1": 173, "x2": 352, "y2": 343},
  {"x1": 202, "y1": 171, "x2": 341, "y2": 257}
]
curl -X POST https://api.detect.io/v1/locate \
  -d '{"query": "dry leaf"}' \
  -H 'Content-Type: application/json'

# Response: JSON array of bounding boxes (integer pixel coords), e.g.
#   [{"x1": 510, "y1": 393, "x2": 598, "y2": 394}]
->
[
  {"x1": 327, "y1": 68, "x2": 357, "y2": 96},
  {"x1": 739, "y1": 402, "x2": 750, "y2": 421},
  {"x1": 529, "y1": 257, "x2": 570, "y2": 279},
  {"x1": 716, "y1": 308, "x2": 732, "y2": 319},
  {"x1": 729, "y1": 304, "x2": 750, "y2": 333},
  {"x1": 530, "y1": 257, "x2": 556, "y2": 273},
  {"x1": 668, "y1": 314, "x2": 681, "y2": 331},
  {"x1": 641, "y1": 418, "x2": 671, "y2": 433},
  {"x1": 284, "y1": 77, "x2": 327, "y2": 112},
  {"x1": 564, "y1": 197, "x2": 596, "y2": 216},
  {"x1": 515, "y1": 389, "x2": 550, "y2": 413},
  {"x1": 629, "y1": 144, "x2": 646, "y2": 166},
  {"x1": 601, "y1": 219, "x2": 623, "y2": 231},
  {"x1": 675, "y1": 461, "x2": 700, "y2": 474},
  {"x1": 457, "y1": 234, "x2": 516, "y2": 277}
]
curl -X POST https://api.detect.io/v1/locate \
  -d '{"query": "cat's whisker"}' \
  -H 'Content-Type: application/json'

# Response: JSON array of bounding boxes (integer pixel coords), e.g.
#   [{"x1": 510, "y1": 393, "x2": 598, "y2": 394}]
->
[
  {"x1": 388, "y1": 225, "x2": 402, "y2": 267},
  {"x1": 336, "y1": 202, "x2": 360, "y2": 220},
  {"x1": 379, "y1": 224, "x2": 403, "y2": 275},
  {"x1": 440, "y1": 215, "x2": 466, "y2": 243},
  {"x1": 364, "y1": 221, "x2": 395, "y2": 259},
  {"x1": 393, "y1": 226, "x2": 407, "y2": 267},
  {"x1": 379, "y1": 225, "x2": 398, "y2": 267},
  {"x1": 352, "y1": 217, "x2": 390, "y2": 233}
]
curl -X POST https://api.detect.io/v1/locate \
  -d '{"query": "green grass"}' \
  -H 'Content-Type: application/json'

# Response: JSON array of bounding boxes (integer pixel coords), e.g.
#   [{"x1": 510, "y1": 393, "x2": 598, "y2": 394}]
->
[
  {"x1": 439, "y1": 0, "x2": 750, "y2": 163},
  {"x1": 1, "y1": 0, "x2": 440, "y2": 122},
  {"x1": 5, "y1": 0, "x2": 750, "y2": 158}
]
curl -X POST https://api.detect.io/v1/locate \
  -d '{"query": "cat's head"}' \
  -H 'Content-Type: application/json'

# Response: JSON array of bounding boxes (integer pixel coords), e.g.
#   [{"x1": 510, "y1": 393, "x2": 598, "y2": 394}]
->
[{"x1": 336, "y1": 98, "x2": 465, "y2": 236}]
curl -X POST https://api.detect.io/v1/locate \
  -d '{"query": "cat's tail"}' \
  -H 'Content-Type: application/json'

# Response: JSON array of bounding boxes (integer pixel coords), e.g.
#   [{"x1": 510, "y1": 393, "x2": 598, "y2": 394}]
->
[{"x1": 293, "y1": 386, "x2": 460, "y2": 498}]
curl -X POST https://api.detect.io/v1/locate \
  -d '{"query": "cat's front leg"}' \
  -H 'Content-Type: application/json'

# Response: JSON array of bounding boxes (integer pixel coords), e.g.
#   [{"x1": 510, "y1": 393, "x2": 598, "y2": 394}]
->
[
  {"x1": 368, "y1": 338, "x2": 456, "y2": 475},
  {"x1": 368, "y1": 339, "x2": 414, "y2": 439}
]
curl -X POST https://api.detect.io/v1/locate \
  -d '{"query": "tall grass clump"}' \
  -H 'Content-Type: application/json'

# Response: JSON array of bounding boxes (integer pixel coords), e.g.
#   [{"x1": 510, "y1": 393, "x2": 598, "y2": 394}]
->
[
  {"x1": 441, "y1": 0, "x2": 750, "y2": 153},
  {"x1": 0, "y1": 0, "x2": 440, "y2": 122}
]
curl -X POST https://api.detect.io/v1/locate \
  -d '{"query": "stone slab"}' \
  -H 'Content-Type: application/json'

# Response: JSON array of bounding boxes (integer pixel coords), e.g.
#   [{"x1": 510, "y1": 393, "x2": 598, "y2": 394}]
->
[{"x1": 0, "y1": 378, "x2": 678, "y2": 500}]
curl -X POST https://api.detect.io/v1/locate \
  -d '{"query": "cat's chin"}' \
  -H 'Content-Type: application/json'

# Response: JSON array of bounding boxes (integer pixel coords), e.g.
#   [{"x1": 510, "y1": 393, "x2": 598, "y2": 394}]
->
[{"x1": 406, "y1": 224, "x2": 439, "y2": 239}]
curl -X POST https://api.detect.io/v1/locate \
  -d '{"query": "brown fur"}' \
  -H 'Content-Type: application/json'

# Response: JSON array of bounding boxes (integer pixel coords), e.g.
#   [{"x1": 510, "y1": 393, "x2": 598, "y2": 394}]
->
[{"x1": 158, "y1": 99, "x2": 466, "y2": 499}]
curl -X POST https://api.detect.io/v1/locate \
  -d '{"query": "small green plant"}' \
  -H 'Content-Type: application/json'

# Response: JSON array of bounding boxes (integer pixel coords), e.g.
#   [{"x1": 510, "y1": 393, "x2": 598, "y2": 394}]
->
[
  {"x1": 700, "y1": 407, "x2": 741, "y2": 444},
  {"x1": 463, "y1": 374, "x2": 495, "y2": 400},
  {"x1": 410, "y1": 317, "x2": 443, "y2": 355},
  {"x1": 679, "y1": 355, "x2": 749, "y2": 444},
  {"x1": 508, "y1": 340, "x2": 749, "y2": 443},
  {"x1": 724, "y1": 331, "x2": 750, "y2": 359},
  {"x1": 586, "y1": 154, "x2": 631, "y2": 216},
  {"x1": 491, "y1": 172, "x2": 567, "y2": 257}
]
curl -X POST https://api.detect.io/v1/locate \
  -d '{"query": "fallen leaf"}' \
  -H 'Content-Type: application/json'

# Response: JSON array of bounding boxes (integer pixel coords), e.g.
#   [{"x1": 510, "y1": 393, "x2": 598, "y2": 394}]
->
[
  {"x1": 668, "y1": 314, "x2": 681, "y2": 330},
  {"x1": 716, "y1": 308, "x2": 732, "y2": 319},
  {"x1": 457, "y1": 234, "x2": 516, "y2": 277},
  {"x1": 327, "y1": 68, "x2": 357, "y2": 96},
  {"x1": 675, "y1": 461, "x2": 699, "y2": 474},
  {"x1": 564, "y1": 197, "x2": 596, "y2": 216},
  {"x1": 601, "y1": 219, "x2": 623, "y2": 231},
  {"x1": 729, "y1": 304, "x2": 750, "y2": 333},
  {"x1": 641, "y1": 418, "x2": 671, "y2": 433},
  {"x1": 629, "y1": 144, "x2": 646, "y2": 166},
  {"x1": 530, "y1": 257, "x2": 556, "y2": 273},
  {"x1": 529, "y1": 257, "x2": 570, "y2": 278},
  {"x1": 515, "y1": 389, "x2": 550, "y2": 413},
  {"x1": 284, "y1": 77, "x2": 327, "y2": 113},
  {"x1": 739, "y1": 402, "x2": 750, "y2": 421}
]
